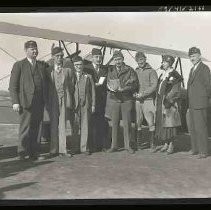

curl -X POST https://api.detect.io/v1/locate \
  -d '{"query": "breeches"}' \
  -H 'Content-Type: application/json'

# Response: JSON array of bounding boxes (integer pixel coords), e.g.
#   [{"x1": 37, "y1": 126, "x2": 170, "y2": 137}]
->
[{"x1": 135, "y1": 99, "x2": 155, "y2": 131}]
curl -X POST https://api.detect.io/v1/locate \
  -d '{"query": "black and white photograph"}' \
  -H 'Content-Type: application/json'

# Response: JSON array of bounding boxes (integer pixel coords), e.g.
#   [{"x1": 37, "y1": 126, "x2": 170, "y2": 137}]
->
[{"x1": 0, "y1": 10, "x2": 211, "y2": 201}]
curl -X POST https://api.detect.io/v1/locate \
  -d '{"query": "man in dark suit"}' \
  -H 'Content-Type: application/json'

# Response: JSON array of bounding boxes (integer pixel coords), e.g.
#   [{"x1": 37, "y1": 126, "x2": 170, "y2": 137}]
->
[
  {"x1": 9, "y1": 40, "x2": 48, "y2": 161},
  {"x1": 84, "y1": 48, "x2": 108, "y2": 152},
  {"x1": 186, "y1": 47, "x2": 211, "y2": 159}
]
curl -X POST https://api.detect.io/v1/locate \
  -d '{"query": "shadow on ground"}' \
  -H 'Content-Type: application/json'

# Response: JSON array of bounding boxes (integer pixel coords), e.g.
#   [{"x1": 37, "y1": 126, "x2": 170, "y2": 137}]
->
[
  {"x1": 0, "y1": 159, "x2": 54, "y2": 179},
  {"x1": 0, "y1": 182, "x2": 37, "y2": 199}
]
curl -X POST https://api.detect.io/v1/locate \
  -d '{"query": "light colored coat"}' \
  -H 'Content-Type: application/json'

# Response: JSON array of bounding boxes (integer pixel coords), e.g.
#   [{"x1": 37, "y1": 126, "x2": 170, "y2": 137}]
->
[{"x1": 47, "y1": 66, "x2": 75, "y2": 113}]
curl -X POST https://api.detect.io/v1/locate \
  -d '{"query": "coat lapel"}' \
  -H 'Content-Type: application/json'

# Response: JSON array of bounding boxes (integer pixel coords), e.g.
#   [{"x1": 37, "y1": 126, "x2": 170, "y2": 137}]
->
[
  {"x1": 23, "y1": 58, "x2": 34, "y2": 86},
  {"x1": 188, "y1": 62, "x2": 202, "y2": 85},
  {"x1": 118, "y1": 64, "x2": 128, "y2": 77},
  {"x1": 36, "y1": 61, "x2": 44, "y2": 81}
]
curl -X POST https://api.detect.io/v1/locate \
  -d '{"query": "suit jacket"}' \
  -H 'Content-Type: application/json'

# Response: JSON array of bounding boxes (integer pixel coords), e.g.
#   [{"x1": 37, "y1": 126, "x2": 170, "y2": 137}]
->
[
  {"x1": 84, "y1": 63, "x2": 108, "y2": 114},
  {"x1": 74, "y1": 72, "x2": 95, "y2": 113},
  {"x1": 46, "y1": 65, "x2": 75, "y2": 112},
  {"x1": 187, "y1": 62, "x2": 211, "y2": 109},
  {"x1": 9, "y1": 58, "x2": 48, "y2": 109}
]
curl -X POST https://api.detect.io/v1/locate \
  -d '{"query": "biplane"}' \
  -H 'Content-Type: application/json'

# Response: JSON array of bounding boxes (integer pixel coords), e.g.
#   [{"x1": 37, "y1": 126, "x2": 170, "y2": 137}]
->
[{"x1": 0, "y1": 21, "x2": 210, "y2": 134}]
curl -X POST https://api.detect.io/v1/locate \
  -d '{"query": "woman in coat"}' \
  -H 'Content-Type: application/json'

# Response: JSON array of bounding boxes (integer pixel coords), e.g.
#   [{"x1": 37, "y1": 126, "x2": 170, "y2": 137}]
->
[{"x1": 154, "y1": 55, "x2": 183, "y2": 154}]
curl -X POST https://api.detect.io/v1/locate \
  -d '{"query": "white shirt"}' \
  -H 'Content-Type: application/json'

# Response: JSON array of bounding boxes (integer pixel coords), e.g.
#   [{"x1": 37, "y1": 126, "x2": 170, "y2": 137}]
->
[
  {"x1": 92, "y1": 63, "x2": 99, "y2": 73},
  {"x1": 76, "y1": 72, "x2": 82, "y2": 81},
  {"x1": 193, "y1": 60, "x2": 201, "y2": 72},
  {"x1": 27, "y1": 57, "x2": 36, "y2": 66},
  {"x1": 54, "y1": 64, "x2": 62, "y2": 73}
]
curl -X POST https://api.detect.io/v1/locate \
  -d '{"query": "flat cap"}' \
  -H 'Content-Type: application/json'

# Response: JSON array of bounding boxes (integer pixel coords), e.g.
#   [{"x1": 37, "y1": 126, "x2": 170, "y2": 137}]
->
[
  {"x1": 188, "y1": 47, "x2": 201, "y2": 56},
  {"x1": 72, "y1": 55, "x2": 83, "y2": 63},
  {"x1": 24, "y1": 40, "x2": 37, "y2": 49},
  {"x1": 162, "y1": 55, "x2": 175, "y2": 66},
  {"x1": 51, "y1": 47, "x2": 64, "y2": 56},
  {"x1": 91, "y1": 48, "x2": 102, "y2": 56},
  {"x1": 113, "y1": 50, "x2": 124, "y2": 59},
  {"x1": 135, "y1": 51, "x2": 146, "y2": 60}
]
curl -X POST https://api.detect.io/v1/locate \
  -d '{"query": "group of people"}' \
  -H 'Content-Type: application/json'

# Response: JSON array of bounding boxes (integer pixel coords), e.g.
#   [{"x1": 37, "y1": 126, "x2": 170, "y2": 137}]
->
[{"x1": 9, "y1": 40, "x2": 211, "y2": 161}]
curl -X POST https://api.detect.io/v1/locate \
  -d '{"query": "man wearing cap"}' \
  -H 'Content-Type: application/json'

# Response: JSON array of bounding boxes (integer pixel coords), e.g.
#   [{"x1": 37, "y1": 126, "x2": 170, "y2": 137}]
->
[
  {"x1": 133, "y1": 52, "x2": 158, "y2": 151},
  {"x1": 72, "y1": 55, "x2": 95, "y2": 155},
  {"x1": 186, "y1": 47, "x2": 211, "y2": 159},
  {"x1": 47, "y1": 47, "x2": 75, "y2": 157},
  {"x1": 84, "y1": 48, "x2": 108, "y2": 152},
  {"x1": 9, "y1": 40, "x2": 48, "y2": 161},
  {"x1": 106, "y1": 50, "x2": 139, "y2": 154}
]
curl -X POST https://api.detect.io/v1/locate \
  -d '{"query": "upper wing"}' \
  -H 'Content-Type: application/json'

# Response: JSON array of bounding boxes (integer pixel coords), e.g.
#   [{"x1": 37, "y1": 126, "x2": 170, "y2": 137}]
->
[{"x1": 0, "y1": 22, "x2": 209, "y2": 61}]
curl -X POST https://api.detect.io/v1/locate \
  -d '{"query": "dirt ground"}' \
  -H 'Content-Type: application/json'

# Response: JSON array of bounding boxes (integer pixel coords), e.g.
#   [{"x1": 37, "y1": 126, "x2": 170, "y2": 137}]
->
[
  {"x1": 1, "y1": 149, "x2": 211, "y2": 200},
  {"x1": 1, "y1": 136, "x2": 211, "y2": 199}
]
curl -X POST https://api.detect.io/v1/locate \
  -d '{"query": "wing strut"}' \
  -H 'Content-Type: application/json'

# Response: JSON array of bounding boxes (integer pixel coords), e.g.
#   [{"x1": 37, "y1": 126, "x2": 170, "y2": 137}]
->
[
  {"x1": 178, "y1": 58, "x2": 185, "y2": 88},
  {"x1": 174, "y1": 57, "x2": 185, "y2": 88},
  {"x1": 102, "y1": 46, "x2": 106, "y2": 64}
]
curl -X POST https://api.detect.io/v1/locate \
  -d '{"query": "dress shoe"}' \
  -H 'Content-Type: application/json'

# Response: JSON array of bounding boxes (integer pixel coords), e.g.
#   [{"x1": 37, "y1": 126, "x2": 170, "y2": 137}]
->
[
  {"x1": 188, "y1": 150, "x2": 198, "y2": 156},
  {"x1": 107, "y1": 148, "x2": 118, "y2": 153},
  {"x1": 18, "y1": 155, "x2": 30, "y2": 161},
  {"x1": 29, "y1": 155, "x2": 45, "y2": 161},
  {"x1": 127, "y1": 148, "x2": 135, "y2": 154},
  {"x1": 150, "y1": 144, "x2": 156, "y2": 153},
  {"x1": 137, "y1": 142, "x2": 150, "y2": 150},
  {"x1": 197, "y1": 154, "x2": 208, "y2": 159},
  {"x1": 166, "y1": 142, "x2": 174, "y2": 155},
  {"x1": 48, "y1": 153, "x2": 59, "y2": 158},
  {"x1": 84, "y1": 151, "x2": 91, "y2": 156},
  {"x1": 59, "y1": 153, "x2": 73, "y2": 158},
  {"x1": 101, "y1": 148, "x2": 107, "y2": 152},
  {"x1": 160, "y1": 143, "x2": 169, "y2": 152}
]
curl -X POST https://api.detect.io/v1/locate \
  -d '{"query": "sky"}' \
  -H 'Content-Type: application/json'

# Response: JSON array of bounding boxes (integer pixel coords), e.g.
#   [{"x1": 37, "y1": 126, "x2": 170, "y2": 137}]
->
[{"x1": 0, "y1": 12, "x2": 211, "y2": 90}]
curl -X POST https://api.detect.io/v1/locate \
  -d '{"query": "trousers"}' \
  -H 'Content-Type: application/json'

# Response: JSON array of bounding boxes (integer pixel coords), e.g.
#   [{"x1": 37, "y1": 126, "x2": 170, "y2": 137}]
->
[
  {"x1": 111, "y1": 100, "x2": 133, "y2": 150},
  {"x1": 50, "y1": 96, "x2": 67, "y2": 154},
  {"x1": 135, "y1": 99, "x2": 155, "y2": 131},
  {"x1": 186, "y1": 108, "x2": 209, "y2": 155},
  {"x1": 18, "y1": 93, "x2": 44, "y2": 157}
]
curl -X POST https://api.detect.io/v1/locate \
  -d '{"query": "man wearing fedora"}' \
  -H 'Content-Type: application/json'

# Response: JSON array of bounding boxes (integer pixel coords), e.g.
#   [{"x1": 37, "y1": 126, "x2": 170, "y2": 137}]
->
[
  {"x1": 84, "y1": 48, "x2": 108, "y2": 152},
  {"x1": 47, "y1": 47, "x2": 75, "y2": 158},
  {"x1": 106, "y1": 50, "x2": 139, "y2": 154},
  {"x1": 9, "y1": 40, "x2": 48, "y2": 161},
  {"x1": 186, "y1": 47, "x2": 211, "y2": 159},
  {"x1": 72, "y1": 55, "x2": 95, "y2": 155}
]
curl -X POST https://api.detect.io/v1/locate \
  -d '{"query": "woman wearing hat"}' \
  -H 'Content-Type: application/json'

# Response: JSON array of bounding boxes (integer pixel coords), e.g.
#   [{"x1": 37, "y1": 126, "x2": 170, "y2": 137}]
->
[{"x1": 154, "y1": 55, "x2": 183, "y2": 154}]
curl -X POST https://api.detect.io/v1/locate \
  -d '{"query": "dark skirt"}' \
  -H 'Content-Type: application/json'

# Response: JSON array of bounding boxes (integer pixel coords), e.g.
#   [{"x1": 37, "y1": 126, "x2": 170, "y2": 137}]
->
[
  {"x1": 161, "y1": 127, "x2": 177, "y2": 142},
  {"x1": 155, "y1": 94, "x2": 177, "y2": 142}
]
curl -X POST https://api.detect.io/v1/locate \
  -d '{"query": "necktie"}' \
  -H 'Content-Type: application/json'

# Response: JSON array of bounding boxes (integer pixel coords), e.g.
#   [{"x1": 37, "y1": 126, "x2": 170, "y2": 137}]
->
[
  {"x1": 96, "y1": 65, "x2": 99, "y2": 73},
  {"x1": 31, "y1": 60, "x2": 36, "y2": 74}
]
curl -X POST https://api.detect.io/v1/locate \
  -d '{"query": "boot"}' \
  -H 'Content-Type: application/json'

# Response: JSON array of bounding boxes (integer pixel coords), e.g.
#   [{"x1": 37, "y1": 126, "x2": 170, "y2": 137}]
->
[
  {"x1": 136, "y1": 129, "x2": 143, "y2": 150},
  {"x1": 149, "y1": 131, "x2": 156, "y2": 152}
]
